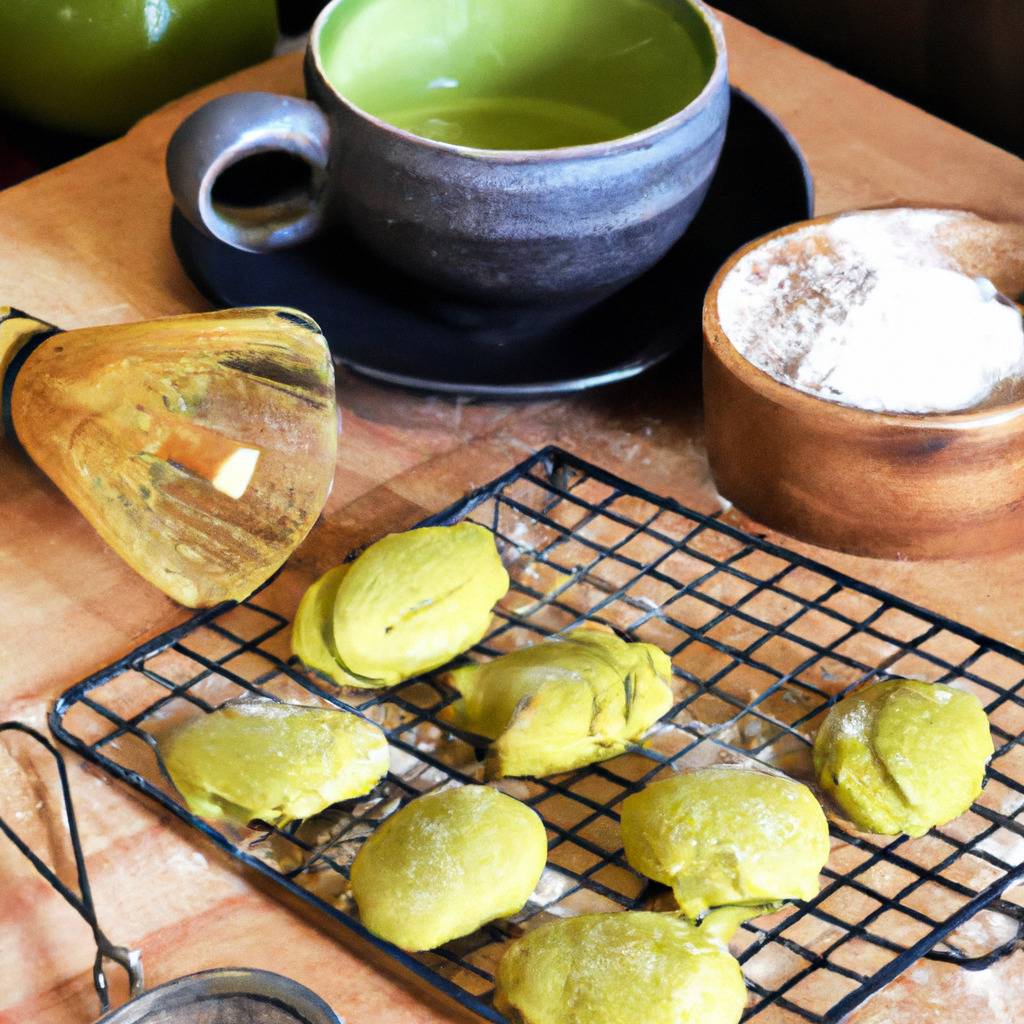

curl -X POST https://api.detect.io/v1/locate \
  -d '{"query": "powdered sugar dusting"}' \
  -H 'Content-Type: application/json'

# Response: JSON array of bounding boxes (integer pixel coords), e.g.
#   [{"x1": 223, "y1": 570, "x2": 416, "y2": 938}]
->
[{"x1": 717, "y1": 208, "x2": 1024, "y2": 413}]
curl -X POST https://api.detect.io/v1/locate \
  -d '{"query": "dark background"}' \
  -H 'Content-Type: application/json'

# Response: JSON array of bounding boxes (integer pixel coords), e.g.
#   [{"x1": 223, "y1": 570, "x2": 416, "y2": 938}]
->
[
  {"x1": 715, "y1": 0, "x2": 1023, "y2": 157},
  {"x1": 1, "y1": 0, "x2": 1021, "y2": 191}
]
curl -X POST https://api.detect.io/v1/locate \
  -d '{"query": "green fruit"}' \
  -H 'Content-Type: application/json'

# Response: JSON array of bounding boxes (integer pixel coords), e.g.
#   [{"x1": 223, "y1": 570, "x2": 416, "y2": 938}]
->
[
  {"x1": 494, "y1": 911, "x2": 747, "y2": 1024},
  {"x1": 291, "y1": 565, "x2": 388, "y2": 689},
  {"x1": 349, "y1": 785, "x2": 547, "y2": 951},
  {"x1": 813, "y1": 678, "x2": 993, "y2": 837},
  {"x1": 0, "y1": 0, "x2": 278, "y2": 137},
  {"x1": 332, "y1": 523, "x2": 509, "y2": 685},
  {"x1": 620, "y1": 766, "x2": 830, "y2": 920},
  {"x1": 159, "y1": 699, "x2": 388, "y2": 826},
  {"x1": 442, "y1": 627, "x2": 673, "y2": 778}
]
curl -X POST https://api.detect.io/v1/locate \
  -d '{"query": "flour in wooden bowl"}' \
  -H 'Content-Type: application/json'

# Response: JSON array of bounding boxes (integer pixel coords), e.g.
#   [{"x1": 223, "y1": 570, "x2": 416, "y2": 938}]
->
[{"x1": 716, "y1": 208, "x2": 1024, "y2": 414}]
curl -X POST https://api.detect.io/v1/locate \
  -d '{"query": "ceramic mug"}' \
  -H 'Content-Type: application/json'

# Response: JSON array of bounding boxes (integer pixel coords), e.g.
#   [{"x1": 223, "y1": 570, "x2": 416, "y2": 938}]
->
[{"x1": 166, "y1": 0, "x2": 729, "y2": 309}]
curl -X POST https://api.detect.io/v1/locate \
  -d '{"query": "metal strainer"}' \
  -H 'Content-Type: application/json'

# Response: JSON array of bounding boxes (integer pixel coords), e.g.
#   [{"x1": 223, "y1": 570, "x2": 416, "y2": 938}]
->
[{"x1": 0, "y1": 722, "x2": 343, "y2": 1024}]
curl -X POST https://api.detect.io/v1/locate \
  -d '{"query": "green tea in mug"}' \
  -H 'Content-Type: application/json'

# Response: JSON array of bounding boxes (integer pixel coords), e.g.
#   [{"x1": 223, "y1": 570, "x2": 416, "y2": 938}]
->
[{"x1": 318, "y1": 0, "x2": 717, "y2": 150}]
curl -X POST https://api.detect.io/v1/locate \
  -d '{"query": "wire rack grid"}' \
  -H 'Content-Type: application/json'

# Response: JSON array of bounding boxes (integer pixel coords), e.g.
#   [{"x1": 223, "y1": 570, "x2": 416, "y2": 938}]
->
[{"x1": 49, "y1": 446, "x2": 1024, "y2": 1024}]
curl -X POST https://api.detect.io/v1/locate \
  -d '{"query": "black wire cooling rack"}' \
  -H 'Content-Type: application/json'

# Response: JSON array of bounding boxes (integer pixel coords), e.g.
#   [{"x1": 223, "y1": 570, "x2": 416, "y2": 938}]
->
[{"x1": 50, "y1": 446, "x2": 1024, "y2": 1023}]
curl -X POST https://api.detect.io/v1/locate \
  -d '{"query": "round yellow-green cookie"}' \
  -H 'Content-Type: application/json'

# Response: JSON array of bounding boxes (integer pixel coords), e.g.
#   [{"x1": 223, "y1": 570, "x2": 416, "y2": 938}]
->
[
  {"x1": 160, "y1": 699, "x2": 389, "y2": 826},
  {"x1": 442, "y1": 627, "x2": 673, "y2": 778},
  {"x1": 620, "y1": 766, "x2": 830, "y2": 919},
  {"x1": 494, "y1": 911, "x2": 747, "y2": 1024},
  {"x1": 813, "y1": 678, "x2": 993, "y2": 837},
  {"x1": 349, "y1": 785, "x2": 546, "y2": 951},
  {"x1": 333, "y1": 523, "x2": 509, "y2": 684}
]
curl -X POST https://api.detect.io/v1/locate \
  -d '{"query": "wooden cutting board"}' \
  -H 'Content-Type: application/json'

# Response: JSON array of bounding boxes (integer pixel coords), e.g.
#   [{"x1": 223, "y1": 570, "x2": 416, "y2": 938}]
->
[{"x1": 2, "y1": 11, "x2": 1024, "y2": 1024}]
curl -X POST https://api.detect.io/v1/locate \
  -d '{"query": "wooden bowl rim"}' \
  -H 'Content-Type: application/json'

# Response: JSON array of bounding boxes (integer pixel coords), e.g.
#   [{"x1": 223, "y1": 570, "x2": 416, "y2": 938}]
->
[{"x1": 702, "y1": 204, "x2": 1024, "y2": 432}]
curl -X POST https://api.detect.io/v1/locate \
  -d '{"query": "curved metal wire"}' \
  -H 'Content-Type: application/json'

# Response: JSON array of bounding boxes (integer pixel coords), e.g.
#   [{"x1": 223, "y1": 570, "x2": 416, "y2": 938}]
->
[
  {"x1": 924, "y1": 898, "x2": 1024, "y2": 970},
  {"x1": 0, "y1": 722, "x2": 144, "y2": 1014}
]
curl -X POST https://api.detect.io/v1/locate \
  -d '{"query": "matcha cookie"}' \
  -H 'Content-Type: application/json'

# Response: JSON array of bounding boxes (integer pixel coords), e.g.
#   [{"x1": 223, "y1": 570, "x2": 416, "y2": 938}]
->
[
  {"x1": 442, "y1": 627, "x2": 673, "y2": 778},
  {"x1": 621, "y1": 766, "x2": 830, "y2": 920},
  {"x1": 349, "y1": 785, "x2": 547, "y2": 951},
  {"x1": 160, "y1": 699, "x2": 389, "y2": 825},
  {"x1": 495, "y1": 911, "x2": 747, "y2": 1024},
  {"x1": 292, "y1": 523, "x2": 509, "y2": 688},
  {"x1": 291, "y1": 564, "x2": 384, "y2": 689},
  {"x1": 813, "y1": 678, "x2": 993, "y2": 837}
]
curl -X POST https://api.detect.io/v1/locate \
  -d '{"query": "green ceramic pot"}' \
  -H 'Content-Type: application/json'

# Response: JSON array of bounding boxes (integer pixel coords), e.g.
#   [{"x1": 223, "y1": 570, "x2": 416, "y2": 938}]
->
[{"x1": 0, "y1": 0, "x2": 278, "y2": 138}]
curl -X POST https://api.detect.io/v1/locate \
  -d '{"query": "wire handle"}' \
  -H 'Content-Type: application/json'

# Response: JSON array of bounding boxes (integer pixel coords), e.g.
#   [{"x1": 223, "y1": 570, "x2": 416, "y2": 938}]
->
[
  {"x1": 0, "y1": 307, "x2": 59, "y2": 442},
  {"x1": 0, "y1": 722, "x2": 144, "y2": 1014}
]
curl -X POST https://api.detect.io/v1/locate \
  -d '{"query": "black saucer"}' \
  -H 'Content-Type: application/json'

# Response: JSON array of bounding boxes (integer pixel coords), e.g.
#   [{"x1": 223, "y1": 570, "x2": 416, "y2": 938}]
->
[{"x1": 171, "y1": 88, "x2": 813, "y2": 398}]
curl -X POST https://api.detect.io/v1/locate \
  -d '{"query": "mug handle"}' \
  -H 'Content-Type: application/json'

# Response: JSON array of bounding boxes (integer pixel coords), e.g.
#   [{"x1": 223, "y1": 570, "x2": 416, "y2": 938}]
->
[{"x1": 166, "y1": 92, "x2": 331, "y2": 253}]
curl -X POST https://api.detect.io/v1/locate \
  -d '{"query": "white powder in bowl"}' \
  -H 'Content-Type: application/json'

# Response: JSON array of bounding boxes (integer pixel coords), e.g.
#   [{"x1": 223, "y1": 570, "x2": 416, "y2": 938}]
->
[{"x1": 716, "y1": 208, "x2": 1024, "y2": 414}]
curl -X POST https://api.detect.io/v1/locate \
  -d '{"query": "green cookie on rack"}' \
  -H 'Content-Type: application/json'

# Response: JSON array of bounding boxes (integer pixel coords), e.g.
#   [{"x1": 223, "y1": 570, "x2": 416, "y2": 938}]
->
[
  {"x1": 159, "y1": 699, "x2": 389, "y2": 826},
  {"x1": 495, "y1": 911, "x2": 747, "y2": 1024},
  {"x1": 349, "y1": 785, "x2": 547, "y2": 951},
  {"x1": 813, "y1": 678, "x2": 993, "y2": 837},
  {"x1": 292, "y1": 523, "x2": 510, "y2": 689},
  {"x1": 441, "y1": 625, "x2": 674, "y2": 778},
  {"x1": 620, "y1": 765, "x2": 830, "y2": 925}
]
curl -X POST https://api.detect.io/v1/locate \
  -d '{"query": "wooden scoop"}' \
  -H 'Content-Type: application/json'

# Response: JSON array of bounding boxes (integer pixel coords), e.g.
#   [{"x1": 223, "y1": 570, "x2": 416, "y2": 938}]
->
[{"x1": 0, "y1": 306, "x2": 338, "y2": 607}]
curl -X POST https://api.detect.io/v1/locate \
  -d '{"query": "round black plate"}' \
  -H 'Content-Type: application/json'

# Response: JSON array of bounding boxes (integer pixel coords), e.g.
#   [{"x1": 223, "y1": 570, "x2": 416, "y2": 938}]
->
[{"x1": 171, "y1": 87, "x2": 813, "y2": 398}]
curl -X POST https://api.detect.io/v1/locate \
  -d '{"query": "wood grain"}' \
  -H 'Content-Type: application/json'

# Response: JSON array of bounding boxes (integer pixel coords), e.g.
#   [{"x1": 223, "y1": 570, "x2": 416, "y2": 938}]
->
[
  {"x1": 1, "y1": 12, "x2": 1024, "y2": 1024},
  {"x1": 703, "y1": 210, "x2": 1024, "y2": 559}
]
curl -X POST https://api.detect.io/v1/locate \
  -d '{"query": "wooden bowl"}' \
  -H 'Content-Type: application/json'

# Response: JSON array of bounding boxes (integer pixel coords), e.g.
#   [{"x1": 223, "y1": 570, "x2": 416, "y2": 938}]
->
[{"x1": 702, "y1": 208, "x2": 1024, "y2": 560}]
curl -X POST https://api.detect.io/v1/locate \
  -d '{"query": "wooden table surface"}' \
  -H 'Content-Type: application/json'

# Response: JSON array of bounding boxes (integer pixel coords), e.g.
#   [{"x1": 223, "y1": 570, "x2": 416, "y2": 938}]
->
[{"x1": 2, "y1": 12, "x2": 1024, "y2": 1024}]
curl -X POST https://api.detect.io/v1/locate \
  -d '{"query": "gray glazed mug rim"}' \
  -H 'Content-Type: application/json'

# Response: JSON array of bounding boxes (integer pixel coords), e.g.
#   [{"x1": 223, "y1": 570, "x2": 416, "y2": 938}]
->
[{"x1": 306, "y1": 0, "x2": 728, "y2": 163}]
